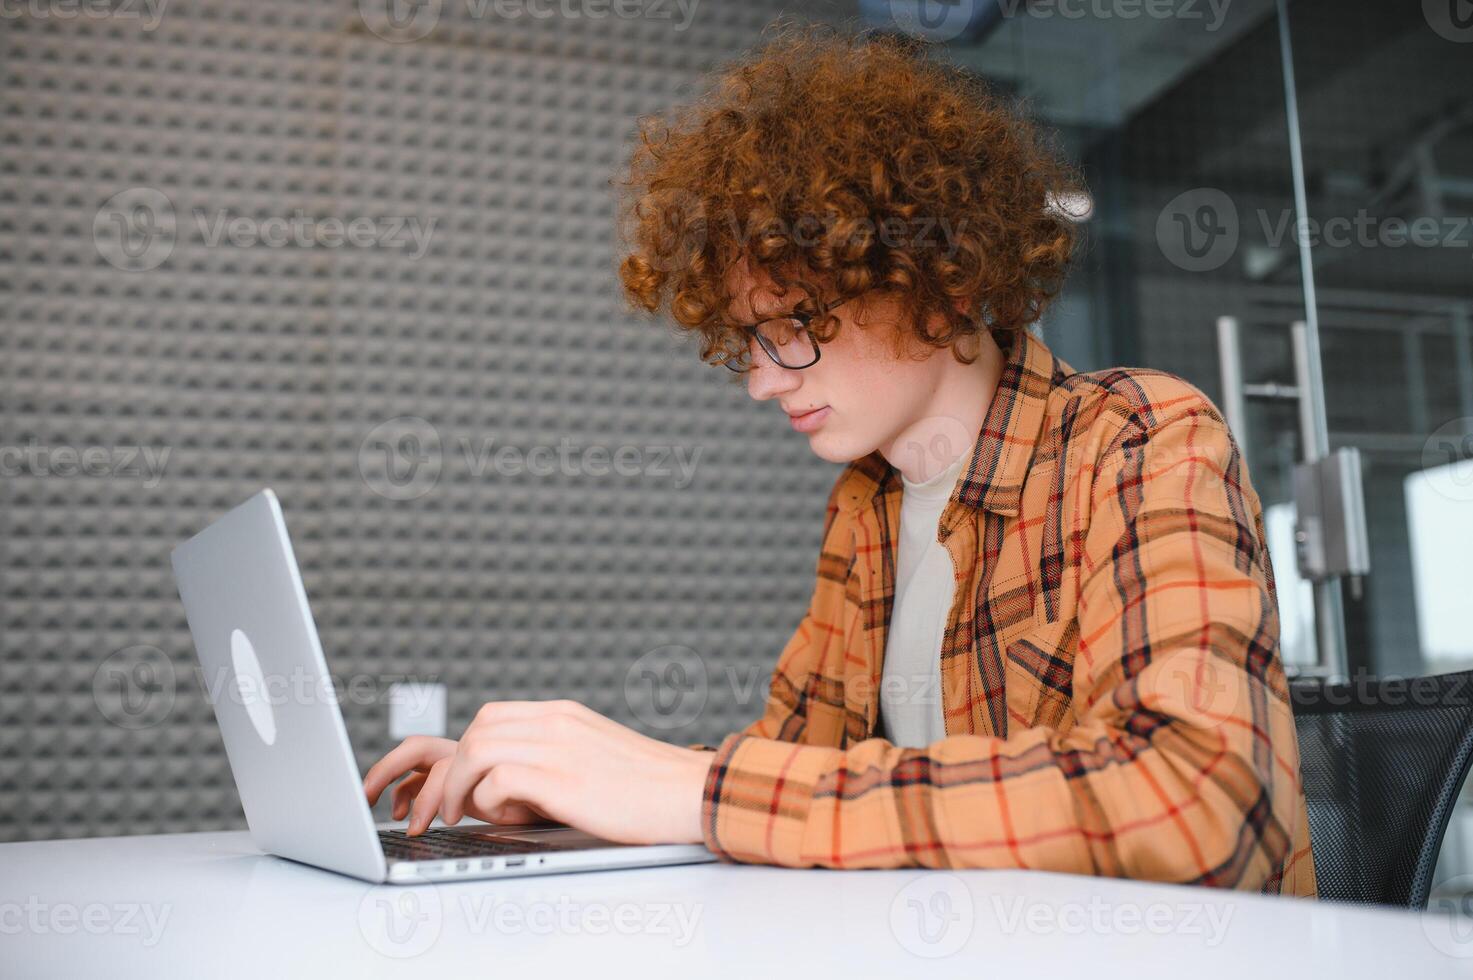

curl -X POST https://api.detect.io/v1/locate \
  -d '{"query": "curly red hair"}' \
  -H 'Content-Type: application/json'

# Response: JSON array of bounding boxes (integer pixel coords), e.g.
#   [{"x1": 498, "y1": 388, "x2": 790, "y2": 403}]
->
[{"x1": 614, "y1": 22, "x2": 1086, "y2": 368}]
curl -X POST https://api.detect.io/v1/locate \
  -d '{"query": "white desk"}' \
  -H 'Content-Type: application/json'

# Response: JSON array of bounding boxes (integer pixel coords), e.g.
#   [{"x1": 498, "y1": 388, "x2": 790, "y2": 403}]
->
[{"x1": 1, "y1": 829, "x2": 1467, "y2": 978}]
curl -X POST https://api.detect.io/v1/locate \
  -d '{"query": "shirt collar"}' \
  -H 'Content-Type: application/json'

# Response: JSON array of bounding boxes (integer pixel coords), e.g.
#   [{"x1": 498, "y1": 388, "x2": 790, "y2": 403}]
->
[{"x1": 838, "y1": 327, "x2": 1067, "y2": 519}]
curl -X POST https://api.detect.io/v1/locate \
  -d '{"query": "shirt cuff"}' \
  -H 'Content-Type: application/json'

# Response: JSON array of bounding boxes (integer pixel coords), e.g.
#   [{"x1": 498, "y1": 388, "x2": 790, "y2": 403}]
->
[{"x1": 699, "y1": 731, "x2": 843, "y2": 866}]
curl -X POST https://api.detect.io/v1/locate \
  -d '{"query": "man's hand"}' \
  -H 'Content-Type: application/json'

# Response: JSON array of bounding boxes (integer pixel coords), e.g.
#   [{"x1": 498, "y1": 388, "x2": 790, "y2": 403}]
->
[
  {"x1": 362, "y1": 700, "x2": 717, "y2": 846},
  {"x1": 363, "y1": 735, "x2": 557, "y2": 828}
]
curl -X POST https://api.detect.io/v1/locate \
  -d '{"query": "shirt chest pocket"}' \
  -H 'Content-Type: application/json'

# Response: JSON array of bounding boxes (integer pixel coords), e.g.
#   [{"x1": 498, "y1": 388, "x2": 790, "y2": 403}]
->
[
  {"x1": 1003, "y1": 615, "x2": 1079, "y2": 732},
  {"x1": 979, "y1": 570, "x2": 1045, "y2": 651},
  {"x1": 982, "y1": 569, "x2": 1079, "y2": 734}
]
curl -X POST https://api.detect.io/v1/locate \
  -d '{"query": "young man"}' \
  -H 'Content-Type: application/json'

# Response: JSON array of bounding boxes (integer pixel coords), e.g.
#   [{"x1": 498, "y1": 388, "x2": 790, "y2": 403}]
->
[{"x1": 363, "y1": 27, "x2": 1317, "y2": 896}]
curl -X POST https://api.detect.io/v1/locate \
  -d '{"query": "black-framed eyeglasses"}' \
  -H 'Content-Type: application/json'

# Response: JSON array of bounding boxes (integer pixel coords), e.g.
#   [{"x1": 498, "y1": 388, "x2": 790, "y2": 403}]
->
[{"x1": 721, "y1": 296, "x2": 858, "y2": 373}]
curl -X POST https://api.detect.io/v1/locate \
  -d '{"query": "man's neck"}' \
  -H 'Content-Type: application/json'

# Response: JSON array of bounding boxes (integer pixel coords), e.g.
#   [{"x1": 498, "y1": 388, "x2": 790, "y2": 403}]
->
[{"x1": 880, "y1": 332, "x2": 1008, "y2": 485}]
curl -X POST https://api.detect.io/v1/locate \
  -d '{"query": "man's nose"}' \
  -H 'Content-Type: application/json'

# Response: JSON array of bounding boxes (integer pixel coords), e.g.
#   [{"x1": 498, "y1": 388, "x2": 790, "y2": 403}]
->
[{"x1": 745, "y1": 356, "x2": 802, "y2": 402}]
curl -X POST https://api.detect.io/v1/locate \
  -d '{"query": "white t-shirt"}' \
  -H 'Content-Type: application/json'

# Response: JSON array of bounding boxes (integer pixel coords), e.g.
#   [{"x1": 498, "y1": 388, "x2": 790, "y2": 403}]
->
[{"x1": 878, "y1": 453, "x2": 967, "y2": 749}]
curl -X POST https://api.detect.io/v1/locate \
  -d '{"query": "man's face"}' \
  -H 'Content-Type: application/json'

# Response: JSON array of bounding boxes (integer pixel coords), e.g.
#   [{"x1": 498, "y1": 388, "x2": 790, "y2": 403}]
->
[{"x1": 724, "y1": 258, "x2": 949, "y2": 465}]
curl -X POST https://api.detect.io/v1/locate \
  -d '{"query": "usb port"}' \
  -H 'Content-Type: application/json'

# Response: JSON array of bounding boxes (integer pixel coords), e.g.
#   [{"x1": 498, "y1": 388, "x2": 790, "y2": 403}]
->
[{"x1": 505, "y1": 858, "x2": 525, "y2": 868}]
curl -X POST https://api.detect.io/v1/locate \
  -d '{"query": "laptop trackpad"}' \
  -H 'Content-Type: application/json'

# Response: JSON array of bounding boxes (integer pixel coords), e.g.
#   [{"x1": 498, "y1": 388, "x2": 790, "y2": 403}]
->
[{"x1": 476, "y1": 827, "x2": 628, "y2": 849}]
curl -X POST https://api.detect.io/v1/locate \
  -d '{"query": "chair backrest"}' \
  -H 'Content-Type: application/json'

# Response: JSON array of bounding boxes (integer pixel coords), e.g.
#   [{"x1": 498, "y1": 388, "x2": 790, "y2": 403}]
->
[{"x1": 1291, "y1": 669, "x2": 1473, "y2": 909}]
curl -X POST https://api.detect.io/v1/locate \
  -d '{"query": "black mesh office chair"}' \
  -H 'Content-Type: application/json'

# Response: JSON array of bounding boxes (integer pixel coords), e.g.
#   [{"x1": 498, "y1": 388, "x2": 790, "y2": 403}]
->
[{"x1": 1291, "y1": 668, "x2": 1473, "y2": 909}]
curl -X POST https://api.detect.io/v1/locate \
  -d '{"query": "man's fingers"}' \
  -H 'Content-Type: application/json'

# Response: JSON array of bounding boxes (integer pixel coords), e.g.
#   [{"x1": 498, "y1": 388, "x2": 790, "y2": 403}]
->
[
  {"x1": 391, "y1": 771, "x2": 427, "y2": 821},
  {"x1": 440, "y1": 738, "x2": 550, "y2": 825},
  {"x1": 406, "y1": 758, "x2": 452, "y2": 836},
  {"x1": 364, "y1": 735, "x2": 451, "y2": 801},
  {"x1": 469, "y1": 765, "x2": 551, "y2": 827},
  {"x1": 363, "y1": 735, "x2": 453, "y2": 804}
]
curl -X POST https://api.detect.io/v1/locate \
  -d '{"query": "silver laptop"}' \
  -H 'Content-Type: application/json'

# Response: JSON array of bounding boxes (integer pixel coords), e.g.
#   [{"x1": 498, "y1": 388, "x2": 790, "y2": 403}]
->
[{"x1": 170, "y1": 488, "x2": 718, "y2": 884}]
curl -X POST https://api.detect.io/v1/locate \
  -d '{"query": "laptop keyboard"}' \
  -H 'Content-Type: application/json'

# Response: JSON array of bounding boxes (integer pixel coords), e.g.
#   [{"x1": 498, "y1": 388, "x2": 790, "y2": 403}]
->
[{"x1": 378, "y1": 827, "x2": 563, "y2": 862}]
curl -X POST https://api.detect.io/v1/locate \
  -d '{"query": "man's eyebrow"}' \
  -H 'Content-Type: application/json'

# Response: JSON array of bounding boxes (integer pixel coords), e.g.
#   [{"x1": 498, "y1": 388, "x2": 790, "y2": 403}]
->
[{"x1": 738, "y1": 295, "x2": 811, "y2": 324}]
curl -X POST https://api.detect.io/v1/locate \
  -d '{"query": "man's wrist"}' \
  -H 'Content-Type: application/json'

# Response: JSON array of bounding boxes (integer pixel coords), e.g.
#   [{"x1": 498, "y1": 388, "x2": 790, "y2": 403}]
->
[{"x1": 685, "y1": 749, "x2": 717, "y2": 844}]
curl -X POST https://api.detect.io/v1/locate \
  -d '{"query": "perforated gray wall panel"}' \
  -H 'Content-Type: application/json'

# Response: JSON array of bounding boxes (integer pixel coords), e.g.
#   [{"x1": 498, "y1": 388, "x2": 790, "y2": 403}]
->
[{"x1": 1, "y1": 0, "x2": 846, "y2": 841}]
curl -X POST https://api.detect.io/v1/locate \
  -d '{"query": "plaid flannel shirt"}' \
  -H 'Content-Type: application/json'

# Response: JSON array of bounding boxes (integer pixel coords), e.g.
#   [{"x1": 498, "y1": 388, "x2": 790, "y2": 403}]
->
[{"x1": 689, "y1": 326, "x2": 1317, "y2": 896}]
